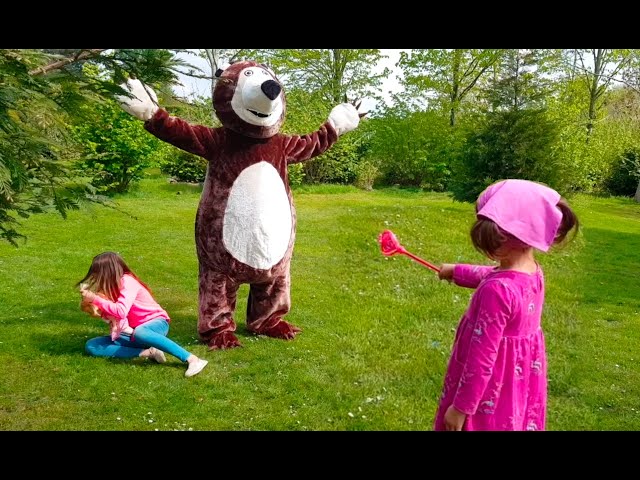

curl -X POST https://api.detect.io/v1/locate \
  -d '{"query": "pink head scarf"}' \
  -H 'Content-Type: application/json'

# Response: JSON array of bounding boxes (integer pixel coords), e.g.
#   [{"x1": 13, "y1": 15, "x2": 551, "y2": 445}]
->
[{"x1": 476, "y1": 179, "x2": 562, "y2": 252}]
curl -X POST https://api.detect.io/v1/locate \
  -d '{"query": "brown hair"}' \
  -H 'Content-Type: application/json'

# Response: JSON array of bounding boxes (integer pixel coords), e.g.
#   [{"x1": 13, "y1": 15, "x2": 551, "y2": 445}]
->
[
  {"x1": 76, "y1": 251, "x2": 151, "y2": 301},
  {"x1": 554, "y1": 198, "x2": 580, "y2": 244},
  {"x1": 470, "y1": 197, "x2": 580, "y2": 258}
]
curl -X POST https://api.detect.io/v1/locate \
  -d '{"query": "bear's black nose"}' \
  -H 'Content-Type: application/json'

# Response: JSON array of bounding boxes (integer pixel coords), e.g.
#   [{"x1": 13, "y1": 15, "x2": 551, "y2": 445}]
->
[{"x1": 261, "y1": 80, "x2": 281, "y2": 101}]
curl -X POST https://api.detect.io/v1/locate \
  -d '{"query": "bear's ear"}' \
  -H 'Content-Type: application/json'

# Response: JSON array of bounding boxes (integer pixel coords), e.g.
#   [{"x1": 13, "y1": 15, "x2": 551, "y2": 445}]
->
[{"x1": 214, "y1": 61, "x2": 231, "y2": 78}]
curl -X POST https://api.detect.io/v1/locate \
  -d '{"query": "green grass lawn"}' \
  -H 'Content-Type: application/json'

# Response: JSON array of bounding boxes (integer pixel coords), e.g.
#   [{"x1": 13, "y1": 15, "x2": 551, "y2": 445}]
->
[{"x1": 1, "y1": 173, "x2": 639, "y2": 430}]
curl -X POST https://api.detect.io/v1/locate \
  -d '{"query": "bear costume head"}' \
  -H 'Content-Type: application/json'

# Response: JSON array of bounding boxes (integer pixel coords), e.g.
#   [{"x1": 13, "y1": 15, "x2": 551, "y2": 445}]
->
[{"x1": 213, "y1": 60, "x2": 285, "y2": 139}]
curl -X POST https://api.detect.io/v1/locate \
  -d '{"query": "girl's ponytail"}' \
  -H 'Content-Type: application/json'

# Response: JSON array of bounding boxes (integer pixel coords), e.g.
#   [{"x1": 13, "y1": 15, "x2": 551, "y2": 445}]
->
[{"x1": 554, "y1": 198, "x2": 579, "y2": 245}]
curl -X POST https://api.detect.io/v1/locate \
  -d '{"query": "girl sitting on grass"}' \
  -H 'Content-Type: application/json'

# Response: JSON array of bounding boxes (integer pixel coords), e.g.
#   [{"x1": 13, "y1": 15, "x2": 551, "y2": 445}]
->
[{"x1": 78, "y1": 251, "x2": 208, "y2": 378}]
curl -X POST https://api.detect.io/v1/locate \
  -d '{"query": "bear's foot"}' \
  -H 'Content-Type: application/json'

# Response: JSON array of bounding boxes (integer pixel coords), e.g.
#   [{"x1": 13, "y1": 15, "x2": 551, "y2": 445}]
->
[
  {"x1": 251, "y1": 321, "x2": 302, "y2": 340},
  {"x1": 207, "y1": 331, "x2": 242, "y2": 350}
]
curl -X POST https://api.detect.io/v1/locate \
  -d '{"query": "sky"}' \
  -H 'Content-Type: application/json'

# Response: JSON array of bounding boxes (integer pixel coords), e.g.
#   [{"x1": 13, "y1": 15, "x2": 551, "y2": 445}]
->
[{"x1": 174, "y1": 49, "x2": 405, "y2": 113}]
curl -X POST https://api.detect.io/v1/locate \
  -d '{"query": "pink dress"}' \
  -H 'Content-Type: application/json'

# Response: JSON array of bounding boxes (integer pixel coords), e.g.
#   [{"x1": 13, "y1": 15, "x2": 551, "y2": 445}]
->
[{"x1": 433, "y1": 264, "x2": 547, "y2": 431}]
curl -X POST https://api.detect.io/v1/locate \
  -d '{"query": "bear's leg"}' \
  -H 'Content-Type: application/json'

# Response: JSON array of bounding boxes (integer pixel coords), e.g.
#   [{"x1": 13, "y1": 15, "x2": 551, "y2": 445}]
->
[
  {"x1": 245, "y1": 268, "x2": 301, "y2": 340},
  {"x1": 198, "y1": 265, "x2": 242, "y2": 350}
]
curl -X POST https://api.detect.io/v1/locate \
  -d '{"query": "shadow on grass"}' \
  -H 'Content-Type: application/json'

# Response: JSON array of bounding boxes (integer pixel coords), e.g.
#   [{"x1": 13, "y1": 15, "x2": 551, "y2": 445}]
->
[
  {"x1": 158, "y1": 182, "x2": 203, "y2": 195},
  {"x1": 575, "y1": 227, "x2": 640, "y2": 307},
  {"x1": 29, "y1": 326, "x2": 193, "y2": 373},
  {"x1": 3, "y1": 299, "x2": 278, "y2": 359}
]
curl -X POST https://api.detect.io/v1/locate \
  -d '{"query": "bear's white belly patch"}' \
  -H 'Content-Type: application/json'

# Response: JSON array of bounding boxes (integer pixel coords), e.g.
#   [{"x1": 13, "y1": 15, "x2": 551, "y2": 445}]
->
[{"x1": 223, "y1": 161, "x2": 292, "y2": 270}]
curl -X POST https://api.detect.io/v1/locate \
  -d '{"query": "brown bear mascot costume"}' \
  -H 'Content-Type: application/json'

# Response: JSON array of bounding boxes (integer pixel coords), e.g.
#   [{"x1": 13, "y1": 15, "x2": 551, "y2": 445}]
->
[{"x1": 117, "y1": 60, "x2": 363, "y2": 349}]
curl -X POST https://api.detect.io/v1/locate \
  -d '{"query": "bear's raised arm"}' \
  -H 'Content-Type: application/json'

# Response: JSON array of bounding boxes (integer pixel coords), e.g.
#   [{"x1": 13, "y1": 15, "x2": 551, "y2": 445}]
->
[
  {"x1": 284, "y1": 102, "x2": 362, "y2": 165},
  {"x1": 284, "y1": 121, "x2": 339, "y2": 165},
  {"x1": 145, "y1": 109, "x2": 218, "y2": 159},
  {"x1": 116, "y1": 79, "x2": 218, "y2": 159}
]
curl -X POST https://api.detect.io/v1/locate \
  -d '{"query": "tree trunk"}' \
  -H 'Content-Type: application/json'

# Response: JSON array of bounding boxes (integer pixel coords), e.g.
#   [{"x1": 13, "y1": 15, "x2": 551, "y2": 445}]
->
[
  {"x1": 586, "y1": 49, "x2": 604, "y2": 143},
  {"x1": 450, "y1": 50, "x2": 461, "y2": 127},
  {"x1": 586, "y1": 92, "x2": 596, "y2": 142},
  {"x1": 634, "y1": 179, "x2": 640, "y2": 203},
  {"x1": 331, "y1": 49, "x2": 344, "y2": 104}
]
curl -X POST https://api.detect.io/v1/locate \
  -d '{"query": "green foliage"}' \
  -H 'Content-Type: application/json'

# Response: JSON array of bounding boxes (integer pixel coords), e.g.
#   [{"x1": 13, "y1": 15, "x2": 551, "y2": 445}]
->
[
  {"x1": 167, "y1": 95, "x2": 218, "y2": 127},
  {"x1": 282, "y1": 88, "x2": 329, "y2": 134},
  {"x1": 364, "y1": 109, "x2": 462, "y2": 190},
  {"x1": 254, "y1": 49, "x2": 389, "y2": 105},
  {"x1": 283, "y1": 87, "x2": 366, "y2": 185},
  {"x1": 72, "y1": 100, "x2": 161, "y2": 194},
  {"x1": 0, "y1": 49, "x2": 191, "y2": 246},
  {"x1": 594, "y1": 87, "x2": 640, "y2": 195},
  {"x1": 287, "y1": 163, "x2": 305, "y2": 188},
  {"x1": 605, "y1": 148, "x2": 640, "y2": 197},
  {"x1": 545, "y1": 78, "x2": 594, "y2": 192},
  {"x1": 450, "y1": 108, "x2": 562, "y2": 202},
  {"x1": 582, "y1": 119, "x2": 640, "y2": 194},
  {"x1": 303, "y1": 136, "x2": 362, "y2": 184},
  {"x1": 397, "y1": 49, "x2": 504, "y2": 123},
  {"x1": 277, "y1": 88, "x2": 326, "y2": 186},
  {"x1": 483, "y1": 49, "x2": 559, "y2": 112},
  {"x1": 40, "y1": 49, "x2": 192, "y2": 91},
  {"x1": 160, "y1": 149, "x2": 207, "y2": 183},
  {"x1": 354, "y1": 161, "x2": 380, "y2": 191},
  {"x1": 567, "y1": 49, "x2": 635, "y2": 138},
  {"x1": 542, "y1": 80, "x2": 638, "y2": 194},
  {"x1": 0, "y1": 50, "x2": 109, "y2": 245}
]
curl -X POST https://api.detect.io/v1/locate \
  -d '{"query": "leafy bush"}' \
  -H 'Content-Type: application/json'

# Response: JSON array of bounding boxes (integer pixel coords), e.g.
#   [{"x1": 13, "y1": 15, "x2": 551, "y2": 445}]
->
[
  {"x1": 364, "y1": 110, "x2": 461, "y2": 190},
  {"x1": 450, "y1": 108, "x2": 561, "y2": 202},
  {"x1": 283, "y1": 88, "x2": 369, "y2": 185},
  {"x1": 287, "y1": 163, "x2": 305, "y2": 188},
  {"x1": 73, "y1": 100, "x2": 160, "y2": 194},
  {"x1": 160, "y1": 149, "x2": 207, "y2": 183},
  {"x1": 354, "y1": 161, "x2": 380, "y2": 191},
  {"x1": 547, "y1": 81, "x2": 640, "y2": 194},
  {"x1": 302, "y1": 137, "x2": 361, "y2": 184},
  {"x1": 605, "y1": 148, "x2": 640, "y2": 197}
]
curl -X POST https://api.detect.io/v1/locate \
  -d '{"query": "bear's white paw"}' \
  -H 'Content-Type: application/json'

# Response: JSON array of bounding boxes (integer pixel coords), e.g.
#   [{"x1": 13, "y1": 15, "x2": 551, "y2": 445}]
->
[
  {"x1": 328, "y1": 102, "x2": 362, "y2": 136},
  {"x1": 115, "y1": 78, "x2": 159, "y2": 121}
]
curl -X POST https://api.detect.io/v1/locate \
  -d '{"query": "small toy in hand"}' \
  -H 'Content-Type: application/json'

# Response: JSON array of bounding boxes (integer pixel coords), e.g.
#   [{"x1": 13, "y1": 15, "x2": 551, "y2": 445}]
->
[
  {"x1": 78, "y1": 283, "x2": 132, "y2": 340},
  {"x1": 378, "y1": 230, "x2": 440, "y2": 273},
  {"x1": 79, "y1": 283, "x2": 102, "y2": 318}
]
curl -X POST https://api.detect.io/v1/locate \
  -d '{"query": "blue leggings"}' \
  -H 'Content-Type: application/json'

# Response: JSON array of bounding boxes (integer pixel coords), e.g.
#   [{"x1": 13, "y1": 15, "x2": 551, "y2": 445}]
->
[{"x1": 85, "y1": 318, "x2": 191, "y2": 362}]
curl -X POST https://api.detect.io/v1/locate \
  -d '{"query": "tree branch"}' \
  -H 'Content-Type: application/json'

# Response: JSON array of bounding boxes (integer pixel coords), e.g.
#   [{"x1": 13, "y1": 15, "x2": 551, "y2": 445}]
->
[
  {"x1": 561, "y1": 52, "x2": 633, "y2": 91},
  {"x1": 29, "y1": 49, "x2": 108, "y2": 76},
  {"x1": 180, "y1": 70, "x2": 213, "y2": 80}
]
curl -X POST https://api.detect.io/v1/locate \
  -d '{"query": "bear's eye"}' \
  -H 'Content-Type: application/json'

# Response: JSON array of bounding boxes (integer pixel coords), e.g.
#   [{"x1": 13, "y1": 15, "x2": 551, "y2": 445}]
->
[{"x1": 244, "y1": 70, "x2": 254, "y2": 77}]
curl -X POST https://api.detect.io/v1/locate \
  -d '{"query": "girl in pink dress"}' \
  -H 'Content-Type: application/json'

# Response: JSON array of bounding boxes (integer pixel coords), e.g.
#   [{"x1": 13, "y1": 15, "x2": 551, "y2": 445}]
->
[{"x1": 433, "y1": 179, "x2": 579, "y2": 431}]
